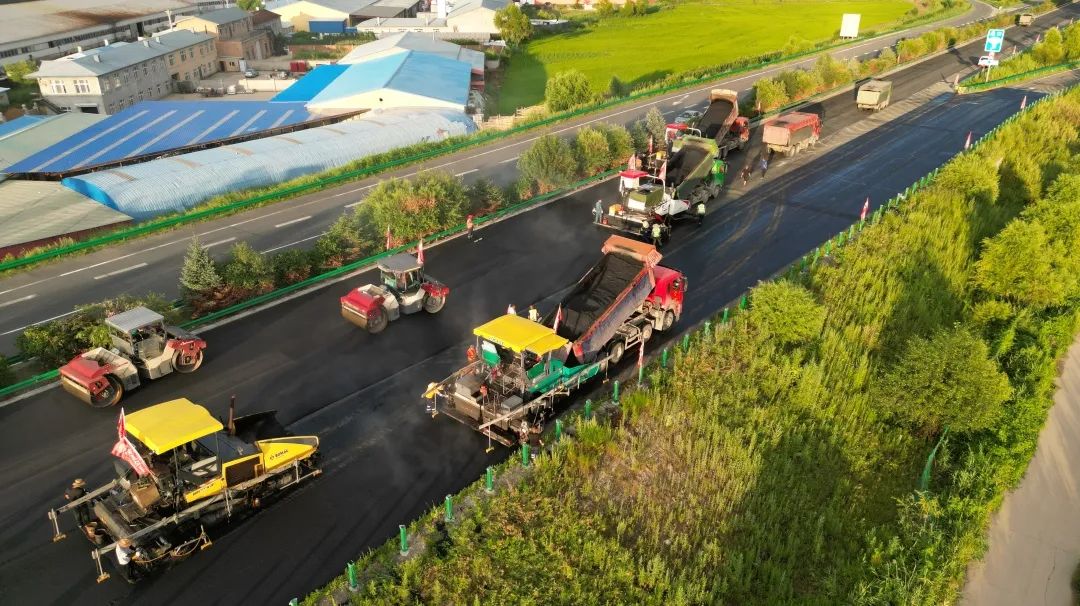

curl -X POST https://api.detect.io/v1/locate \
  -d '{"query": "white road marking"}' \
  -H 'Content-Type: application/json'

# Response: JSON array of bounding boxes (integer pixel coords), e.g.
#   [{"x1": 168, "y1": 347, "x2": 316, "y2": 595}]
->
[
  {"x1": 0, "y1": 294, "x2": 36, "y2": 308},
  {"x1": 344, "y1": 200, "x2": 364, "y2": 208},
  {"x1": 93, "y1": 262, "x2": 147, "y2": 280},
  {"x1": 204, "y1": 237, "x2": 236, "y2": 248},
  {"x1": 456, "y1": 169, "x2": 478, "y2": 177},
  {"x1": 332, "y1": 184, "x2": 374, "y2": 198},
  {"x1": 499, "y1": 156, "x2": 519, "y2": 164},
  {"x1": 274, "y1": 216, "x2": 311, "y2": 228},
  {"x1": 1, "y1": 309, "x2": 79, "y2": 335},
  {"x1": 261, "y1": 233, "x2": 325, "y2": 254}
]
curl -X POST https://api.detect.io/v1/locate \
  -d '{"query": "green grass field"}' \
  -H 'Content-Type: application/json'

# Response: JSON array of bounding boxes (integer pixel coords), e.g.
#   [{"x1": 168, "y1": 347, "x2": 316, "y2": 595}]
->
[{"x1": 497, "y1": 0, "x2": 914, "y2": 113}]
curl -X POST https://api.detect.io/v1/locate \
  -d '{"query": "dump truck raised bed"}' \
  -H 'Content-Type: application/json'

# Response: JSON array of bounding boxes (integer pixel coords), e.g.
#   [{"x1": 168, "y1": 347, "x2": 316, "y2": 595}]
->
[
  {"x1": 340, "y1": 252, "x2": 448, "y2": 333},
  {"x1": 677, "y1": 89, "x2": 750, "y2": 159},
  {"x1": 762, "y1": 111, "x2": 821, "y2": 156},
  {"x1": 857, "y1": 79, "x2": 892, "y2": 110},
  {"x1": 424, "y1": 236, "x2": 686, "y2": 446},
  {"x1": 59, "y1": 307, "x2": 206, "y2": 408},
  {"x1": 47, "y1": 398, "x2": 320, "y2": 583},
  {"x1": 1018, "y1": 12, "x2": 1033, "y2": 25}
]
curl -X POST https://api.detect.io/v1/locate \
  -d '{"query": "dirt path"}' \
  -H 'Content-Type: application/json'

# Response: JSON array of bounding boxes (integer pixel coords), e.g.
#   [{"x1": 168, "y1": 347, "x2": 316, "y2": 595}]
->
[{"x1": 962, "y1": 338, "x2": 1080, "y2": 606}]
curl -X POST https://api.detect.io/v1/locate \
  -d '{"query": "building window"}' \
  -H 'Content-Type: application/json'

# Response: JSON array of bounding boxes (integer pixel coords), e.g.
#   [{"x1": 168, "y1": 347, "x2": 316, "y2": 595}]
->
[
  {"x1": 138, "y1": 91, "x2": 144, "y2": 100},
  {"x1": 169, "y1": 53, "x2": 176, "y2": 65},
  {"x1": 180, "y1": 50, "x2": 187, "y2": 61},
  {"x1": 114, "y1": 76, "x2": 121, "y2": 88},
  {"x1": 129, "y1": 95, "x2": 134, "y2": 105},
  {"x1": 73, "y1": 79, "x2": 90, "y2": 94},
  {"x1": 143, "y1": 64, "x2": 148, "y2": 76},
  {"x1": 50, "y1": 80, "x2": 67, "y2": 94},
  {"x1": 102, "y1": 79, "x2": 110, "y2": 92}
]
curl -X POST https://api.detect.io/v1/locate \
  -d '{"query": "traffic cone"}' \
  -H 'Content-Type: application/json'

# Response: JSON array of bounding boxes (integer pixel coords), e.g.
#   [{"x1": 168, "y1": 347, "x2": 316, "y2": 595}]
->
[
  {"x1": 964, "y1": 131, "x2": 973, "y2": 150},
  {"x1": 1020, "y1": 95, "x2": 1027, "y2": 109},
  {"x1": 860, "y1": 197, "x2": 869, "y2": 222}
]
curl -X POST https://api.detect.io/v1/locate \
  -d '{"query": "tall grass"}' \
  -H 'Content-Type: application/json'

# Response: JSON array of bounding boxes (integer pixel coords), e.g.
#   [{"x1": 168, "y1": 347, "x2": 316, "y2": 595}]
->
[{"x1": 304, "y1": 87, "x2": 1080, "y2": 604}]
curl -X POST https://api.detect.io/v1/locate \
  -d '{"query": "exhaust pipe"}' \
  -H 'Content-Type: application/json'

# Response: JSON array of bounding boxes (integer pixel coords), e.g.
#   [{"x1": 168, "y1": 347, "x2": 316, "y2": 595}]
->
[{"x1": 227, "y1": 395, "x2": 236, "y2": 436}]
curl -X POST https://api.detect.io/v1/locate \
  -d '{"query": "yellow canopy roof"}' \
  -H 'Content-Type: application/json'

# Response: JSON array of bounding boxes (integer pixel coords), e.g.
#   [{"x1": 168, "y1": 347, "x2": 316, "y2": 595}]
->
[
  {"x1": 125, "y1": 398, "x2": 224, "y2": 455},
  {"x1": 474, "y1": 314, "x2": 569, "y2": 356}
]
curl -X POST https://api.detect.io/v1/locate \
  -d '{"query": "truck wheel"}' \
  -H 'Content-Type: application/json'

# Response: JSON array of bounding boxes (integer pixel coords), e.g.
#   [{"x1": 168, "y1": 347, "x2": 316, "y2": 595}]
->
[
  {"x1": 89, "y1": 375, "x2": 124, "y2": 408},
  {"x1": 367, "y1": 308, "x2": 388, "y2": 334},
  {"x1": 173, "y1": 350, "x2": 204, "y2": 374},
  {"x1": 662, "y1": 310, "x2": 675, "y2": 331},
  {"x1": 641, "y1": 323, "x2": 654, "y2": 343},
  {"x1": 609, "y1": 341, "x2": 625, "y2": 365},
  {"x1": 424, "y1": 294, "x2": 446, "y2": 314}
]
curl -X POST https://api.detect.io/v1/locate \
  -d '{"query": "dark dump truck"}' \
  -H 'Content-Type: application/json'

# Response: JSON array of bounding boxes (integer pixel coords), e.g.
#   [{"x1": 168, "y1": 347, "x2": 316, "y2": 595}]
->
[{"x1": 762, "y1": 111, "x2": 822, "y2": 157}]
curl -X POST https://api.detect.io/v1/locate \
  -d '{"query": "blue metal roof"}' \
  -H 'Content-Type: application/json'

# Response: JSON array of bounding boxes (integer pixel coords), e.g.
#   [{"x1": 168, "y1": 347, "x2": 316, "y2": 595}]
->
[
  {"x1": 309, "y1": 51, "x2": 471, "y2": 107},
  {"x1": 269, "y1": 64, "x2": 349, "y2": 103},
  {"x1": 4, "y1": 100, "x2": 317, "y2": 175},
  {"x1": 0, "y1": 115, "x2": 47, "y2": 139}
]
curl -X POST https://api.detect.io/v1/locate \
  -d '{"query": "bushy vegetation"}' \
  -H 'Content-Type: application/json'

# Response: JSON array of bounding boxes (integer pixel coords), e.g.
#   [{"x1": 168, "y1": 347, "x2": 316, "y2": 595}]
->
[
  {"x1": 963, "y1": 22, "x2": 1080, "y2": 85},
  {"x1": 15, "y1": 294, "x2": 181, "y2": 367},
  {"x1": 304, "y1": 88, "x2": 1080, "y2": 605},
  {"x1": 0, "y1": 356, "x2": 14, "y2": 388},
  {"x1": 544, "y1": 69, "x2": 594, "y2": 112},
  {"x1": 517, "y1": 122, "x2": 633, "y2": 195},
  {"x1": 494, "y1": 3, "x2": 533, "y2": 47}
]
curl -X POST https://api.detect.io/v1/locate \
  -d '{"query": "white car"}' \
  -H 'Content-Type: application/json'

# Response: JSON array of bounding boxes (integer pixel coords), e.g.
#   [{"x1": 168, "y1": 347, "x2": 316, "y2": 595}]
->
[
  {"x1": 977, "y1": 55, "x2": 999, "y2": 67},
  {"x1": 675, "y1": 110, "x2": 703, "y2": 124}
]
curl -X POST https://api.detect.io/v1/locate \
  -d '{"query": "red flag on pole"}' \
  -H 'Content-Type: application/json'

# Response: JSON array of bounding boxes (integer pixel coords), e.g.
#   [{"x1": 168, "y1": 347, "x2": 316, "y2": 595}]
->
[
  {"x1": 1020, "y1": 95, "x2": 1027, "y2": 109},
  {"x1": 964, "y1": 131, "x2": 973, "y2": 150},
  {"x1": 637, "y1": 335, "x2": 645, "y2": 369},
  {"x1": 385, "y1": 225, "x2": 392, "y2": 250},
  {"x1": 416, "y1": 237, "x2": 424, "y2": 265},
  {"x1": 552, "y1": 305, "x2": 562, "y2": 332},
  {"x1": 860, "y1": 197, "x2": 869, "y2": 222},
  {"x1": 111, "y1": 408, "x2": 151, "y2": 477}
]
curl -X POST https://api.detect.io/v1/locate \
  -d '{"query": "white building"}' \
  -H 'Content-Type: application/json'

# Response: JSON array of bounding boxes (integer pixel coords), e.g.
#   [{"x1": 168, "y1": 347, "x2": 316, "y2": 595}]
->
[
  {"x1": 353, "y1": 0, "x2": 507, "y2": 39},
  {"x1": 30, "y1": 30, "x2": 217, "y2": 115},
  {"x1": 338, "y1": 32, "x2": 485, "y2": 89},
  {"x1": 0, "y1": 0, "x2": 204, "y2": 67}
]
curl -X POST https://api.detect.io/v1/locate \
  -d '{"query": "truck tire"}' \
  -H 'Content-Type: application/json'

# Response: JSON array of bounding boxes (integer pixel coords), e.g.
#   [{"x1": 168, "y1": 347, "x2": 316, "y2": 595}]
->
[
  {"x1": 641, "y1": 323, "x2": 654, "y2": 343},
  {"x1": 609, "y1": 340, "x2": 625, "y2": 365},
  {"x1": 367, "y1": 308, "x2": 388, "y2": 334},
  {"x1": 662, "y1": 310, "x2": 675, "y2": 331},
  {"x1": 424, "y1": 294, "x2": 446, "y2": 314},
  {"x1": 89, "y1": 375, "x2": 124, "y2": 408},
  {"x1": 173, "y1": 350, "x2": 204, "y2": 374}
]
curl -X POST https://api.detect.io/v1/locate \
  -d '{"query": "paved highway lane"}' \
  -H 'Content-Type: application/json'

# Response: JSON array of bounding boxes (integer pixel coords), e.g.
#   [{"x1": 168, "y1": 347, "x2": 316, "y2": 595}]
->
[
  {"x1": 0, "y1": 0, "x2": 1039, "y2": 351},
  {"x1": 0, "y1": 79, "x2": 1054, "y2": 604}
]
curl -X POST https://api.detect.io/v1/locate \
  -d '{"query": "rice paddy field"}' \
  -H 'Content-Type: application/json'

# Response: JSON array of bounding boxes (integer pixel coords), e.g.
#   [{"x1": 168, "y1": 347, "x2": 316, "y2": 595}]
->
[{"x1": 497, "y1": 0, "x2": 916, "y2": 113}]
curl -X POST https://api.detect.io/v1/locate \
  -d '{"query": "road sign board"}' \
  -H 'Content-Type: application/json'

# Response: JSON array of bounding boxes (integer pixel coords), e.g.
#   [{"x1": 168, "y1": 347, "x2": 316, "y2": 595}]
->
[{"x1": 984, "y1": 28, "x2": 1005, "y2": 53}]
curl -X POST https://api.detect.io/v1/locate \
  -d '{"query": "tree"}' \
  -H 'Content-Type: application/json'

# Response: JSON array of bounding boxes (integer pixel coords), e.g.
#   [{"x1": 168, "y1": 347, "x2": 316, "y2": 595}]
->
[
  {"x1": 975, "y1": 219, "x2": 1073, "y2": 309},
  {"x1": 271, "y1": 249, "x2": 313, "y2": 286},
  {"x1": 5, "y1": 59, "x2": 36, "y2": 85},
  {"x1": 595, "y1": 0, "x2": 615, "y2": 15},
  {"x1": 222, "y1": 241, "x2": 273, "y2": 294},
  {"x1": 574, "y1": 127, "x2": 612, "y2": 176},
  {"x1": 643, "y1": 107, "x2": 667, "y2": 151},
  {"x1": 747, "y1": 281, "x2": 826, "y2": 346},
  {"x1": 873, "y1": 325, "x2": 1011, "y2": 436},
  {"x1": 314, "y1": 213, "x2": 367, "y2": 268},
  {"x1": 545, "y1": 69, "x2": 593, "y2": 112},
  {"x1": 517, "y1": 134, "x2": 577, "y2": 192},
  {"x1": 236, "y1": 0, "x2": 262, "y2": 10},
  {"x1": 494, "y1": 3, "x2": 533, "y2": 47},
  {"x1": 466, "y1": 178, "x2": 506, "y2": 213},
  {"x1": 752, "y1": 77, "x2": 788, "y2": 112},
  {"x1": 1064, "y1": 23, "x2": 1080, "y2": 61},
  {"x1": 1033, "y1": 27, "x2": 1065, "y2": 65},
  {"x1": 597, "y1": 122, "x2": 634, "y2": 167},
  {"x1": 366, "y1": 171, "x2": 469, "y2": 242},
  {"x1": 179, "y1": 238, "x2": 222, "y2": 300}
]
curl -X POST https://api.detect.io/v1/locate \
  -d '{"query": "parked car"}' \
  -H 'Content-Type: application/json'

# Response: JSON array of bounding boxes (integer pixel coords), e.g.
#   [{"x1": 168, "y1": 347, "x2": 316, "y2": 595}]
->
[
  {"x1": 243, "y1": 68, "x2": 259, "y2": 78},
  {"x1": 977, "y1": 55, "x2": 999, "y2": 68},
  {"x1": 675, "y1": 110, "x2": 703, "y2": 125}
]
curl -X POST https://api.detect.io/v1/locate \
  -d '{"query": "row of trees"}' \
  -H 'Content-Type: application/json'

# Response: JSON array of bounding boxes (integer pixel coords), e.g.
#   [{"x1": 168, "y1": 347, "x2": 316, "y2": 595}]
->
[
  {"x1": 516, "y1": 120, "x2": 637, "y2": 194},
  {"x1": 302, "y1": 83, "x2": 1080, "y2": 605}
]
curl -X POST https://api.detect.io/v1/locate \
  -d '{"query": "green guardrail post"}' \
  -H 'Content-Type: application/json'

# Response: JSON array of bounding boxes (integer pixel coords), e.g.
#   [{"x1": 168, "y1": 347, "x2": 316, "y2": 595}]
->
[
  {"x1": 521, "y1": 443, "x2": 530, "y2": 467},
  {"x1": 289, "y1": 599, "x2": 298, "y2": 606},
  {"x1": 812, "y1": 247, "x2": 820, "y2": 265},
  {"x1": 555, "y1": 419, "x2": 563, "y2": 441},
  {"x1": 682, "y1": 333, "x2": 690, "y2": 351},
  {"x1": 399, "y1": 524, "x2": 409, "y2": 555},
  {"x1": 801, "y1": 254, "x2": 808, "y2": 270},
  {"x1": 661, "y1": 348, "x2": 668, "y2": 368},
  {"x1": 444, "y1": 494, "x2": 454, "y2": 522},
  {"x1": 721, "y1": 308, "x2": 729, "y2": 324},
  {"x1": 613, "y1": 380, "x2": 620, "y2": 403},
  {"x1": 584, "y1": 399, "x2": 592, "y2": 420},
  {"x1": 485, "y1": 466, "x2": 494, "y2": 493},
  {"x1": 347, "y1": 561, "x2": 359, "y2": 593},
  {"x1": 704, "y1": 320, "x2": 712, "y2": 337},
  {"x1": 849, "y1": 224, "x2": 856, "y2": 240},
  {"x1": 837, "y1": 231, "x2": 846, "y2": 247},
  {"x1": 739, "y1": 295, "x2": 749, "y2": 310},
  {"x1": 824, "y1": 239, "x2": 832, "y2": 256}
]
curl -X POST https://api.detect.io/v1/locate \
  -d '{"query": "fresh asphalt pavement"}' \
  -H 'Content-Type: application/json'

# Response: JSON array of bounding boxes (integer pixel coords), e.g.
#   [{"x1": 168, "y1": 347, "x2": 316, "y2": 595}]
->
[
  {"x1": 0, "y1": 72, "x2": 1055, "y2": 602},
  {"x1": 0, "y1": 0, "x2": 1034, "y2": 352}
]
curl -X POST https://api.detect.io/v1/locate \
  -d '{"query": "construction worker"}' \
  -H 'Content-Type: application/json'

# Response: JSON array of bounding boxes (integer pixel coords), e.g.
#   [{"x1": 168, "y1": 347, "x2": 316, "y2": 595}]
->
[
  {"x1": 115, "y1": 538, "x2": 140, "y2": 584},
  {"x1": 650, "y1": 222, "x2": 663, "y2": 248},
  {"x1": 695, "y1": 200, "x2": 706, "y2": 226},
  {"x1": 593, "y1": 200, "x2": 604, "y2": 224},
  {"x1": 65, "y1": 478, "x2": 90, "y2": 527},
  {"x1": 507, "y1": 303, "x2": 517, "y2": 315},
  {"x1": 741, "y1": 164, "x2": 751, "y2": 186},
  {"x1": 466, "y1": 214, "x2": 475, "y2": 240},
  {"x1": 466, "y1": 345, "x2": 478, "y2": 363},
  {"x1": 759, "y1": 155, "x2": 769, "y2": 179},
  {"x1": 713, "y1": 158, "x2": 726, "y2": 187},
  {"x1": 527, "y1": 304, "x2": 540, "y2": 322}
]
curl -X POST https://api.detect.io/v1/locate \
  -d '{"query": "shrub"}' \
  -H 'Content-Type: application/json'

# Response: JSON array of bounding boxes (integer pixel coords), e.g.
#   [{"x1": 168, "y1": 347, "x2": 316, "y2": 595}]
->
[
  {"x1": 747, "y1": 281, "x2": 826, "y2": 346},
  {"x1": 753, "y1": 77, "x2": 789, "y2": 112},
  {"x1": 574, "y1": 126, "x2": 612, "y2": 175},
  {"x1": 179, "y1": 238, "x2": 222, "y2": 303},
  {"x1": 0, "y1": 355, "x2": 14, "y2": 388},
  {"x1": 221, "y1": 242, "x2": 274, "y2": 295},
  {"x1": 5, "y1": 59, "x2": 36, "y2": 85},
  {"x1": 873, "y1": 325, "x2": 1012, "y2": 436},
  {"x1": 813, "y1": 54, "x2": 853, "y2": 89},
  {"x1": 545, "y1": 69, "x2": 593, "y2": 112},
  {"x1": 313, "y1": 214, "x2": 368, "y2": 269},
  {"x1": 272, "y1": 249, "x2": 314, "y2": 286},
  {"x1": 897, "y1": 37, "x2": 927, "y2": 61},
  {"x1": 466, "y1": 178, "x2": 506, "y2": 213},
  {"x1": 597, "y1": 122, "x2": 634, "y2": 168},
  {"x1": 595, "y1": 0, "x2": 615, "y2": 16},
  {"x1": 778, "y1": 69, "x2": 823, "y2": 99},
  {"x1": 365, "y1": 171, "x2": 469, "y2": 244},
  {"x1": 518, "y1": 134, "x2": 577, "y2": 192},
  {"x1": 975, "y1": 220, "x2": 1073, "y2": 309}
]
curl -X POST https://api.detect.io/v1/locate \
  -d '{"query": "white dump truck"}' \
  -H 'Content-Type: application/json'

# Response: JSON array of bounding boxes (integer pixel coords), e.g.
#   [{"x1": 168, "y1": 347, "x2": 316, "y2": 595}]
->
[{"x1": 857, "y1": 79, "x2": 892, "y2": 111}]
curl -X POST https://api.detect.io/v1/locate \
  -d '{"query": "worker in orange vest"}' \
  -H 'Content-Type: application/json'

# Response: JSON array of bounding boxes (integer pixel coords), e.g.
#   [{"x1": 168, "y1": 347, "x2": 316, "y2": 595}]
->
[{"x1": 466, "y1": 214, "x2": 475, "y2": 240}]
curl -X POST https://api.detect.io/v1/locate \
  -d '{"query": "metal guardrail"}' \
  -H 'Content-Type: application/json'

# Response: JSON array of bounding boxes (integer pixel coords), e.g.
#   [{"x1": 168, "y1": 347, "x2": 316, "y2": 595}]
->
[
  {"x1": 0, "y1": 170, "x2": 618, "y2": 401},
  {"x1": 957, "y1": 60, "x2": 1080, "y2": 93},
  {"x1": 0, "y1": 4, "x2": 983, "y2": 275}
]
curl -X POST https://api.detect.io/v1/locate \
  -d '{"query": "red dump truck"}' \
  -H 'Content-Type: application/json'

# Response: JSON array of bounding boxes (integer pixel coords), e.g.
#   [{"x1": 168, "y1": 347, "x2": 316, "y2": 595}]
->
[
  {"x1": 690, "y1": 89, "x2": 750, "y2": 159},
  {"x1": 762, "y1": 111, "x2": 821, "y2": 157}
]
